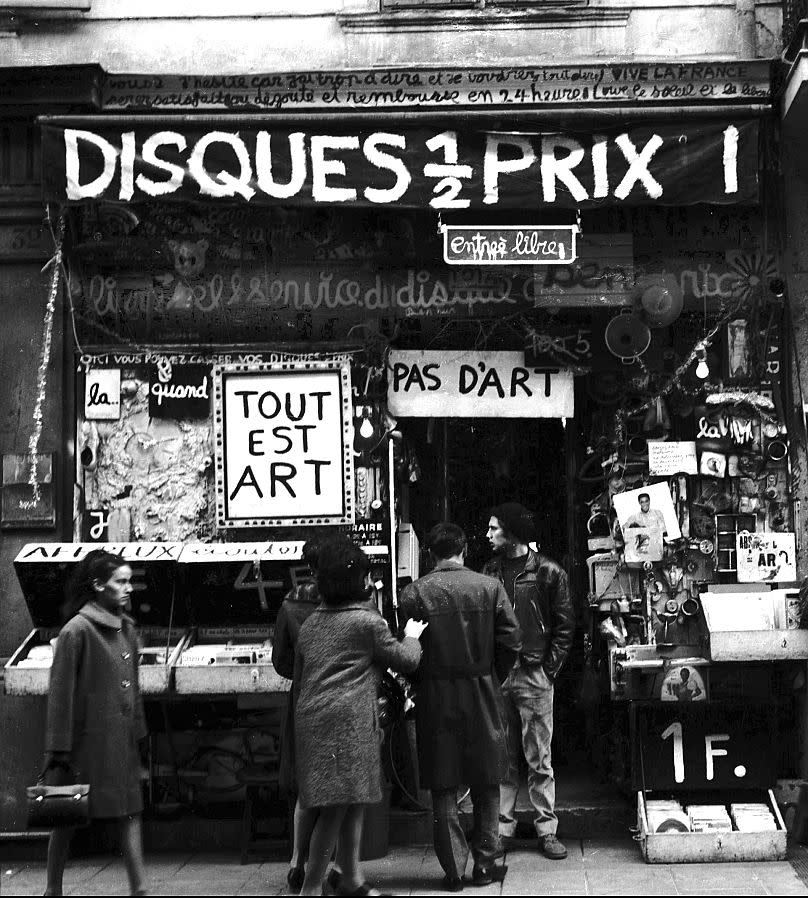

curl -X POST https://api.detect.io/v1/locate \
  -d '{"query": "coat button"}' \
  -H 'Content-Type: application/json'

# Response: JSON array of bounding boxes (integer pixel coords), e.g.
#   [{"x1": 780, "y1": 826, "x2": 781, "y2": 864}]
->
[
  {"x1": 121, "y1": 679, "x2": 131, "y2": 689},
  {"x1": 122, "y1": 652, "x2": 131, "y2": 661}
]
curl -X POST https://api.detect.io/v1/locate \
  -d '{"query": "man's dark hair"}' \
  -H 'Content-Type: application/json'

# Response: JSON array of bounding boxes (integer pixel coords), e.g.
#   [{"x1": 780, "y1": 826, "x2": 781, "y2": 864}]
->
[
  {"x1": 490, "y1": 502, "x2": 537, "y2": 545},
  {"x1": 637, "y1": 492, "x2": 650, "y2": 502},
  {"x1": 426, "y1": 522, "x2": 467, "y2": 560},
  {"x1": 316, "y1": 535, "x2": 370, "y2": 605}
]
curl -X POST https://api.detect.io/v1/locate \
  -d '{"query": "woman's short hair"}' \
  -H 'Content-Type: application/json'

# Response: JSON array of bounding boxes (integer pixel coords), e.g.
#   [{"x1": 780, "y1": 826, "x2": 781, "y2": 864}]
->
[
  {"x1": 316, "y1": 536, "x2": 370, "y2": 605},
  {"x1": 426, "y1": 523, "x2": 467, "y2": 560},
  {"x1": 62, "y1": 549, "x2": 129, "y2": 621},
  {"x1": 301, "y1": 538, "x2": 322, "y2": 570}
]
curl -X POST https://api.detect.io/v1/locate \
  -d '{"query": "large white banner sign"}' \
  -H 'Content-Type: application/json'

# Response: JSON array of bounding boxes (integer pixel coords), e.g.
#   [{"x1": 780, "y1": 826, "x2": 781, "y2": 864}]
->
[
  {"x1": 213, "y1": 362, "x2": 354, "y2": 527},
  {"x1": 387, "y1": 350, "x2": 574, "y2": 418}
]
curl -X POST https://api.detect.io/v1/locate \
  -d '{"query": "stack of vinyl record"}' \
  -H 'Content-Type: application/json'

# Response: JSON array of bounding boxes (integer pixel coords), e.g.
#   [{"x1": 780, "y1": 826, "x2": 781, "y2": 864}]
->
[
  {"x1": 687, "y1": 804, "x2": 733, "y2": 833},
  {"x1": 730, "y1": 803, "x2": 779, "y2": 833},
  {"x1": 646, "y1": 799, "x2": 691, "y2": 833}
]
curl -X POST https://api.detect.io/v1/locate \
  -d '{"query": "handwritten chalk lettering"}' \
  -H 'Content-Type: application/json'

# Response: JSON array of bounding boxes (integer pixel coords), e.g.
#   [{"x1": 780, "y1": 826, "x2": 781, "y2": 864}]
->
[
  {"x1": 100, "y1": 65, "x2": 770, "y2": 113},
  {"x1": 150, "y1": 378, "x2": 209, "y2": 406}
]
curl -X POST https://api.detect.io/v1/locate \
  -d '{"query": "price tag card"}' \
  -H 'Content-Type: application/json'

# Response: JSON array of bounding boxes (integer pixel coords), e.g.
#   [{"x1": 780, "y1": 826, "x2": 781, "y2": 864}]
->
[{"x1": 632, "y1": 702, "x2": 776, "y2": 791}]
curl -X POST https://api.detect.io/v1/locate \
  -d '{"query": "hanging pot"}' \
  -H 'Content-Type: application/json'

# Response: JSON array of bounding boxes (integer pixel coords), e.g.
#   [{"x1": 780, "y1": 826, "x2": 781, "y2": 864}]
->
[
  {"x1": 604, "y1": 310, "x2": 651, "y2": 366},
  {"x1": 635, "y1": 274, "x2": 684, "y2": 328}
]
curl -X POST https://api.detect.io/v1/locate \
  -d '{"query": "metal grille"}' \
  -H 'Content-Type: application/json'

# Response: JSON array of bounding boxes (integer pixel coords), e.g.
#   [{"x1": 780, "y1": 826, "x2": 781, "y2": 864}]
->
[{"x1": 784, "y1": 0, "x2": 808, "y2": 48}]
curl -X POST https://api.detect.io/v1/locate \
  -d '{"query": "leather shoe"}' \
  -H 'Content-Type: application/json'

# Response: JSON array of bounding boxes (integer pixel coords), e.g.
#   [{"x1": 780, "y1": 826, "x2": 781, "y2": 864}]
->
[
  {"x1": 470, "y1": 863, "x2": 507, "y2": 885},
  {"x1": 441, "y1": 875, "x2": 464, "y2": 892},
  {"x1": 539, "y1": 834, "x2": 568, "y2": 859},
  {"x1": 287, "y1": 866, "x2": 305, "y2": 894}
]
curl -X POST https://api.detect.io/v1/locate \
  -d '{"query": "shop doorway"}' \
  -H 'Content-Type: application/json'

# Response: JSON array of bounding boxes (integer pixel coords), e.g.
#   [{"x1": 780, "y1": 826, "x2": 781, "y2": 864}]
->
[
  {"x1": 403, "y1": 417, "x2": 569, "y2": 570},
  {"x1": 400, "y1": 416, "x2": 622, "y2": 826}
]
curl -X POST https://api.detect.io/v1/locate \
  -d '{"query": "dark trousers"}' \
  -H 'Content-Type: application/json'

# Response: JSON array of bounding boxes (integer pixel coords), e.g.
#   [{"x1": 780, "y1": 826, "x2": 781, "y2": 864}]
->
[{"x1": 431, "y1": 785, "x2": 500, "y2": 879}]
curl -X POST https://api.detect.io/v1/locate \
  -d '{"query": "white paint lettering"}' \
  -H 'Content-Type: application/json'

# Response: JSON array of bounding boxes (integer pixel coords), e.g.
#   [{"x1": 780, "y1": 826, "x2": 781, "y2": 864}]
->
[
  {"x1": 65, "y1": 129, "x2": 117, "y2": 200},
  {"x1": 188, "y1": 131, "x2": 256, "y2": 200},
  {"x1": 311, "y1": 135, "x2": 359, "y2": 202},
  {"x1": 136, "y1": 131, "x2": 187, "y2": 196}
]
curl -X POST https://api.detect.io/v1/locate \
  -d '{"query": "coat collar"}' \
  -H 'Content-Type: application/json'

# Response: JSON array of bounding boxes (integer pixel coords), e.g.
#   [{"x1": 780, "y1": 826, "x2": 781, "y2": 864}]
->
[
  {"x1": 488, "y1": 547, "x2": 539, "y2": 574},
  {"x1": 432, "y1": 559, "x2": 468, "y2": 572},
  {"x1": 79, "y1": 601, "x2": 133, "y2": 631},
  {"x1": 316, "y1": 601, "x2": 375, "y2": 613}
]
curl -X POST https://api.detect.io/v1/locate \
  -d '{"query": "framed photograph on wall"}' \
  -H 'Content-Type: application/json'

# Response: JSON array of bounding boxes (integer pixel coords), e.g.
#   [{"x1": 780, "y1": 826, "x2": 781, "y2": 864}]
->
[
  {"x1": 1, "y1": 453, "x2": 56, "y2": 529},
  {"x1": 613, "y1": 481, "x2": 681, "y2": 541}
]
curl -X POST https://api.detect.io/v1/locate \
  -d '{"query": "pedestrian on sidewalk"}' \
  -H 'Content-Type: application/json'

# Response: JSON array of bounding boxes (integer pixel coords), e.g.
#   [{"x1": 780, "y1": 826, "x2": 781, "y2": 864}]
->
[
  {"x1": 399, "y1": 522, "x2": 522, "y2": 892},
  {"x1": 483, "y1": 503, "x2": 574, "y2": 860},
  {"x1": 41, "y1": 549, "x2": 148, "y2": 897},
  {"x1": 272, "y1": 538, "x2": 324, "y2": 894},
  {"x1": 294, "y1": 536, "x2": 427, "y2": 896}
]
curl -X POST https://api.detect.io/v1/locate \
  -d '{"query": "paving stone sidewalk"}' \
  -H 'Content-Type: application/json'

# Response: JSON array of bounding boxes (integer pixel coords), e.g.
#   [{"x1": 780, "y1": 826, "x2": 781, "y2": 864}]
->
[{"x1": 3, "y1": 839, "x2": 807, "y2": 896}]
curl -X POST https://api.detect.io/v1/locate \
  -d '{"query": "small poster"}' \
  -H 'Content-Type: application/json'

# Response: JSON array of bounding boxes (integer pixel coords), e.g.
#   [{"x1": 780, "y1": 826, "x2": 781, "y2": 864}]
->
[
  {"x1": 736, "y1": 531, "x2": 797, "y2": 583},
  {"x1": 660, "y1": 665, "x2": 707, "y2": 702},
  {"x1": 149, "y1": 363, "x2": 211, "y2": 418},
  {"x1": 623, "y1": 526, "x2": 664, "y2": 563},
  {"x1": 648, "y1": 441, "x2": 698, "y2": 476},
  {"x1": 84, "y1": 368, "x2": 121, "y2": 420},
  {"x1": 612, "y1": 481, "x2": 682, "y2": 541}
]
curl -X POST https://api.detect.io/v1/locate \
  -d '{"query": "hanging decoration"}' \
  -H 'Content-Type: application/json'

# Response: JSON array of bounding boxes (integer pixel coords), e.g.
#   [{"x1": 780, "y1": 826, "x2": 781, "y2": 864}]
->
[{"x1": 28, "y1": 212, "x2": 65, "y2": 504}]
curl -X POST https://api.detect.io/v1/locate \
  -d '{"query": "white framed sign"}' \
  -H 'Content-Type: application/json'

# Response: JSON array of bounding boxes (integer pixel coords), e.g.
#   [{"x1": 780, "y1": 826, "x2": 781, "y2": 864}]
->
[
  {"x1": 387, "y1": 350, "x2": 574, "y2": 418},
  {"x1": 440, "y1": 225, "x2": 577, "y2": 266},
  {"x1": 736, "y1": 532, "x2": 797, "y2": 583},
  {"x1": 213, "y1": 361, "x2": 354, "y2": 528},
  {"x1": 84, "y1": 368, "x2": 121, "y2": 420},
  {"x1": 648, "y1": 441, "x2": 698, "y2": 476}
]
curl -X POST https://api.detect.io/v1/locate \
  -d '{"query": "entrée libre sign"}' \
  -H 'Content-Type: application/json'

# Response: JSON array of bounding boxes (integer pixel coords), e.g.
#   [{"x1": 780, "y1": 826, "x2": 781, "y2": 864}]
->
[{"x1": 441, "y1": 225, "x2": 578, "y2": 265}]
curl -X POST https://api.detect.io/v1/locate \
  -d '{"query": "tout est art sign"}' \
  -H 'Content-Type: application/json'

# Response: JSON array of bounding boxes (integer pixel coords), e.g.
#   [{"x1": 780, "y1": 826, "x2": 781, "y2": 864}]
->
[
  {"x1": 213, "y1": 361, "x2": 354, "y2": 528},
  {"x1": 41, "y1": 120, "x2": 758, "y2": 208},
  {"x1": 387, "y1": 350, "x2": 574, "y2": 418}
]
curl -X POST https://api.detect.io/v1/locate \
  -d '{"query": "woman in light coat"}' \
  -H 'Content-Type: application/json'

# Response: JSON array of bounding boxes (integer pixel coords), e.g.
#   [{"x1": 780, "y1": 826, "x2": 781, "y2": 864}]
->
[
  {"x1": 43, "y1": 549, "x2": 147, "y2": 897},
  {"x1": 294, "y1": 536, "x2": 426, "y2": 897}
]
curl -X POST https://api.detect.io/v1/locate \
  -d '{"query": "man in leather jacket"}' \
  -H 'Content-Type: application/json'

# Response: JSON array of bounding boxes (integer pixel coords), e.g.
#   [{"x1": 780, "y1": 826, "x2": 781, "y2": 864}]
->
[{"x1": 482, "y1": 502, "x2": 574, "y2": 860}]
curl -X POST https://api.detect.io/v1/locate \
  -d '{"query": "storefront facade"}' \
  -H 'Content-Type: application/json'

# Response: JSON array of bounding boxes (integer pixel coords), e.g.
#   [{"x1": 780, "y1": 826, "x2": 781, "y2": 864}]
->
[{"x1": 1, "y1": 1, "x2": 805, "y2": 852}]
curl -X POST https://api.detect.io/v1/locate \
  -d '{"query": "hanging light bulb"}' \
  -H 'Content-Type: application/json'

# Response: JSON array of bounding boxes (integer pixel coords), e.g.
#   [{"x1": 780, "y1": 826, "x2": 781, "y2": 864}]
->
[
  {"x1": 695, "y1": 348, "x2": 710, "y2": 380},
  {"x1": 359, "y1": 407, "x2": 374, "y2": 439}
]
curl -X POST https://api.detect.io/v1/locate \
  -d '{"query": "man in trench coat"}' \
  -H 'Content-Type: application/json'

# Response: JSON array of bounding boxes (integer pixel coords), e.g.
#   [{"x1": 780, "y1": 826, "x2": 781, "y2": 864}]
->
[{"x1": 399, "y1": 522, "x2": 521, "y2": 891}]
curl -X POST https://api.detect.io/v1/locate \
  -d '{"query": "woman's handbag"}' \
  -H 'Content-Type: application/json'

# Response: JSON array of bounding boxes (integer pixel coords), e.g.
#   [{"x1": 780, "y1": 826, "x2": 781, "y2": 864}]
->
[{"x1": 26, "y1": 766, "x2": 90, "y2": 830}]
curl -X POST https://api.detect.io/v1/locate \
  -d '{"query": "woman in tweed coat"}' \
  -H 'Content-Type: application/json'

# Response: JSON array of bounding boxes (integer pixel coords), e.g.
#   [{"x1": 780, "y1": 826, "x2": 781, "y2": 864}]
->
[
  {"x1": 294, "y1": 537, "x2": 427, "y2": 896},
  {"x1": 43, "y1": 550, "x2": 147, "y2": 897}
]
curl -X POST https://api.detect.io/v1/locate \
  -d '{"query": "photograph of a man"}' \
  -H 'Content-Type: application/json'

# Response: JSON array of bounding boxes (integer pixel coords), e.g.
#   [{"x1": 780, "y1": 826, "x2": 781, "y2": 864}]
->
[
  {"x1": 612, "y1": 482, "x2": 682, "y2": 541},
  {"x1": 624, "y1": 492, "x2": 667, "y2": 533},
  {"x1": 399, "y1": 523, "x2": 522, "y2": 892},
  {"x1": 482, "y1": 502, "x2": 573, "y2": 861}
]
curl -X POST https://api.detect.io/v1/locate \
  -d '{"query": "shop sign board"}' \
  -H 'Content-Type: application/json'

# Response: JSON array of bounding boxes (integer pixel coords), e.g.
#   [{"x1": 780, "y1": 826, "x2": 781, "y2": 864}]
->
[
  {"x1": 148, "y1": 362, "x2": 211, "y2": 418},
  {"x1": 84, "y1": 368, "x2": 121, "y2": 420},
  {"x1": 100, "y1": 63, "x2": 771, "y2": 113},
  {"x1": 14, "y1": 542, "x2": 183, "y2": 562},
  {"x1": 736, "y1": 532, "x2": 797, "y2": 583},
  {"x1": 387, "y1": 350, "x2": 574, "y2": 418},
  {"x1": 634, "y1": 703, "x2": 775, "y2": 791},
  {"x1": 41, "y1": 121, "x2": 758, "y2": 209},
  {"x1": 441, "y1": 225, "x2": 577, "y2": 266},
  {"x1": 212, "y1": 361, "x2": 354, "y2": 528}
]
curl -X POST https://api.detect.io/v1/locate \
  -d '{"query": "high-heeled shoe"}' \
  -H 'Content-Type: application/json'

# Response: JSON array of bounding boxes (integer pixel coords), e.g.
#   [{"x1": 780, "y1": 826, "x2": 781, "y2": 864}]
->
[{"x1": 287, "y1": 865, "x2": 305, "y2": 894}]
